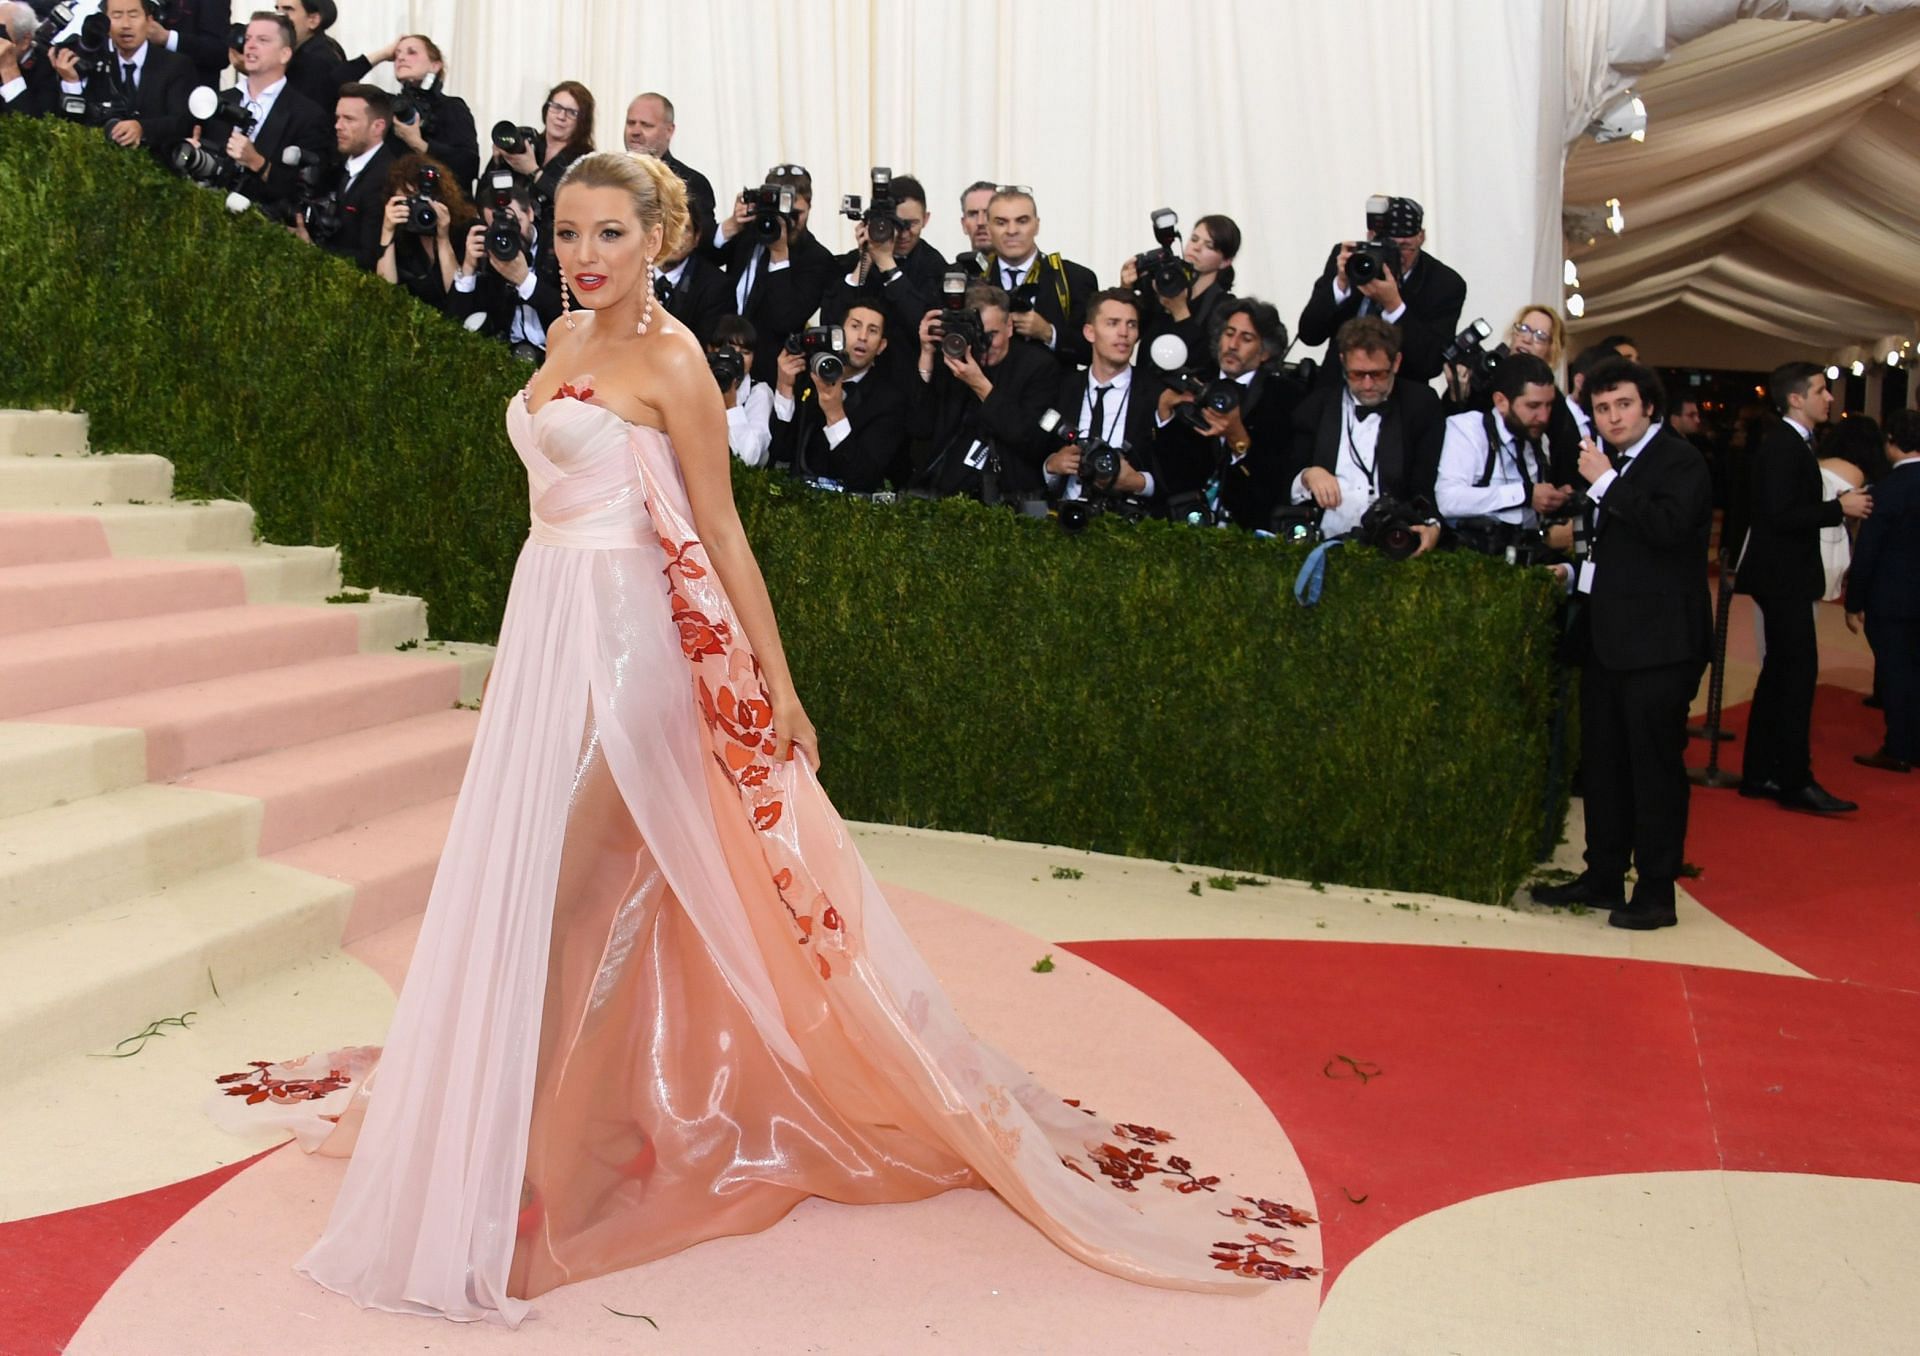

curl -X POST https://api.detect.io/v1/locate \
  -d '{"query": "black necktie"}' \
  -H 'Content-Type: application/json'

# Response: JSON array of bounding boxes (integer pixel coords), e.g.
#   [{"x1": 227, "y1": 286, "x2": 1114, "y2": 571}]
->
[
  {"x1": 121, "y1": 61, "x2": 137, "y2": 94},
  {"x1": 1089, "y1": 383, "x2": 1111, "y2": 443},
  {"x1": 655, "y1": 275, "x2": 674, "y2": 306},
  {"x1": 1003, "y1": 265, "x2": 1021, "y2": 293}
]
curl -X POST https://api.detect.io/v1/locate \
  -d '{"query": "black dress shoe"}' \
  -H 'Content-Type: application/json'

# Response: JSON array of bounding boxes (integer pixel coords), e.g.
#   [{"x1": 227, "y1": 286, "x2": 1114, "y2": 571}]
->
[
  {"x1": 1609, "y1": 902, "x2": 1678, "y2": 930},
  {"x1": 1737, "y1": 778, "x2": 1783, "y2": 800},
  {"x1": 1531, "y1": 875, "x2": 1625, "y2": 908},
  {"x1": 1778, "y1": 782, "x2": 1858, "y2": 814},
  {"x1": 1853, "y1": 748, "x2": 1912, "y2": 774}
]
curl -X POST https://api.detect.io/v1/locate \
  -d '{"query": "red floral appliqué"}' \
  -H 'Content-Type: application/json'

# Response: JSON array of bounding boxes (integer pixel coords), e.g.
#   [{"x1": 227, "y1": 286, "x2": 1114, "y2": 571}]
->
[
  {"x1": 555, "y1": 379, "x2": 595, "y2": 403},
  {"x1": 215, "y1": 1060, "x2": 351, "y2": 1107}
]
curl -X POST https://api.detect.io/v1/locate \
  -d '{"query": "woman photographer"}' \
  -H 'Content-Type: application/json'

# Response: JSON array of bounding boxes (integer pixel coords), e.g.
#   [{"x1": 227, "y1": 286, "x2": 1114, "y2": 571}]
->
[
  {"x1": 1120, "y1": 214, "x2": 1239, "y2": 355},
  {"x1": 490, "y1": 80, "x2": 596, "y2": 235},
  {"x1": 341, "y1": 33, "x2": 480, "y2": 192},
  {"x1": 376, "y1": 153, "x2": 475, "y2": 313}
]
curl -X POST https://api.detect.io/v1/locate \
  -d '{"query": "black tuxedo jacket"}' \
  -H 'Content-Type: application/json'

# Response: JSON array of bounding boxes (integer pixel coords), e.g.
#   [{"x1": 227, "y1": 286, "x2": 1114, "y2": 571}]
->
[
  {"x1": 1297, "y1": 244, "x2": 1467, "y2": 383},
  {"x1": 819, "y1": 242, "x2": 951, "y2": 400},
  {"x1": 324, "y1": 143, "x2": 394, "y2": 271},
  {"x1": 448, "y1": 239, "x2": 563, "y2": 348},
  {"x1": 664, "y1": 151, "x2": 717, "y2": 253},
  {"x1": 1, "y1": 57, "x2": 59, "y2": 119},
  {"x1": 714, "y1": 228, "x2": 837, "y2": 379},
  {"x1": 285, "y1": 32, "x2": 346, "y2": 109},
  {"x1": 234, "y1": 80, "x2": 330, "y2": 203},
  {"x1": 73, "y1": 43, "x2": 194, "y2": 156},
  {"x1": 1047, "y1": 365, "x2": 1168, "y2": 511},
  {"x1": 162, "y1": 0, "x2": 234, "y2": 91},
  {"x1": 978, "y1": 250, "x2": 1099, "y2": 370},
  {"x1": 1153, "y1": 369, "x2": 1305, "y2": 528},
  {"x1": 1845, "y1": 462, "x2": 1920, "y2": 620},
  {"x1": 910, "y1": 341, "x2": 1057, "y2": 499},
  {"x1": 769, "y1": 371, "x2": 909, "y2": 493},
  {"x1": 1584, "y1": 427, "x2": 1714, "y2": 671},
  {"x1": 334, "y1": 60, "x2": 481, "y2": 193},
  {"x1": 1286, "y1": 378, "x2": 1444, "y2": 512},
  {"x1": 1733, "y1": 419, "x2": 1842, "y2": 600},
  {"x1": 1139, "y1": 282, "x2": 1236, "y2": 364},
  {"x1": 656, "y1": 254, "x2": 736, "y2": 349}
]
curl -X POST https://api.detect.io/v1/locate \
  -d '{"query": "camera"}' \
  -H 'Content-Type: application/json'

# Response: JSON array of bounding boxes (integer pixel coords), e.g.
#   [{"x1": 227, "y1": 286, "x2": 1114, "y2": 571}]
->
[
  {"x1": 1347, "y1": 241, "x2": 1398, "y2": 288},
  {"x1": 491, "y1": 121, "x2": 537, "y2": 156},
  {"x1": 1147, "y1": 335, "x2": 1243, "y2": 431},
  {"x1": 56, "y1": 89, "x2": 132, "y2": 131},
  {"x1": 708, "y1": 347, "x2": 746, "y2": 391},
  {"x1": 277, "y1": 146, "x2": 342, "y2": 238},
  {"x1": 1007, "y1": 281, "x2": 1041, "y2": 315},
  {"x1": 168, "y1": 86, "x2": 257, "y2": 191},
  {"x1": 1358, "y1": 496, "x2": 1429, "y2": 560},
  {"x1": 934, "y1": 270, "x2": 990, "y2": 363},
  {"x1": 742, "y1": 182, "x2": 797, "y2": 243},
  {"x1": 1546, "y1": 489, "x2": 1595, "y2": 561},
  {"x1": 1037, "y1": 408, "x2": 1128, "y2": 492},
  {"x1": 1443, "y1": 318, "x2": 1510, "y2": 387},
  {"x1": 396, "y1": 163, "x2": 442, "y2": 235},
  {"x1": 785, "y1": 325, "x2": 846, "y2": 382},
  {"x1": 226, "y1": 19, "x2": 245, "y2": 52},
  {"x1": 1131, "y1": 208, "x2": 1196, "y2": 299},
  {"x1": 1266, "y1": 502, "x2": 1325, "y2": 545},
  {"x1": 840, "y1": 165, "x2": 900, "y2": 245},
  {"x1": 1164, "y1": 490, "x2": 1218, "y2": 528},
  {"x1": 392, "y1": 75, "x2": 442, "y2": 131}
]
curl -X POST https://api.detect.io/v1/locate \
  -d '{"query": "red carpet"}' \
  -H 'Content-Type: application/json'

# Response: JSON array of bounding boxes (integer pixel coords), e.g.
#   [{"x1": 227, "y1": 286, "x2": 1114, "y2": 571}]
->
[
  {"x1": 1062, "y1": 940, "x2": 1920, "y2": 1289},
  {"x1": 1686, "y1": 685, "x2": 1920, "y2": 991}
]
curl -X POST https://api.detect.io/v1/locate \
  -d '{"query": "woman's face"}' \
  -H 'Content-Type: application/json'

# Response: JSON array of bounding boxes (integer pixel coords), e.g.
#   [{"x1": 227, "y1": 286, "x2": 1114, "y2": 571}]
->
[
  {"x1": 544, "y1": 90, "x2": 581, "y2": 146},
  {"x1": 393, "y1": 38, "x2": 439, "y2": 85},
  {"x1": 553, "y1": 185, "x2": 663, "y2": 312},
  {"x1": 1511, "y1": 310, "x2": 1555, "y2": 360},
  {"x1": 1184, "y1": 225, "x2": 1229, "y2": 276}
]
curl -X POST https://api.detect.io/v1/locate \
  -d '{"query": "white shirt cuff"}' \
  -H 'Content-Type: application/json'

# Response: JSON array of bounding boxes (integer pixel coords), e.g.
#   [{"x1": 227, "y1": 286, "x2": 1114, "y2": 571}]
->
[
  {"x1": 1382, "y1": 302, "x2": 1407, "y2": 324},
  {"x1": 1586, "y1": 468, "x2": 1619, "y2": 501},
  {"x1": 1139, "y1": 471, "x2": 1156, "y2": 499},
  {"x1": 515, "y1": 271, "x2": 538, "y2": 301},
  {"x1": 1041, "y1": 323, "x2": 1057, "y2": 350},
  {"x1": 712, "y1": 223, "x2": 729, "y2": 249},
  {"x1": 1331, "y1": 279, "x2": 1351, "y2": 304},
  {"x1": 772, "y1": 390, "x2": 796, "y2": 422},
  {"x1": 0, "y1": 76, "x2": 24, "y2": 102},
  {"x1": 822, "y1": 417, "x2": 852, "y2": 449},
  {"x1": 166, "y1": 30, "x2": 179, "y2": 51},
  {"x1": 61, "y1": 79, "x2": 83, "y2": 93},
  {"x1": 1290, "y1": 472, "x2": 1311, "y2": 503},
  {"x1": 452, "y1": 273, "x2": 478, "y2": 293}
]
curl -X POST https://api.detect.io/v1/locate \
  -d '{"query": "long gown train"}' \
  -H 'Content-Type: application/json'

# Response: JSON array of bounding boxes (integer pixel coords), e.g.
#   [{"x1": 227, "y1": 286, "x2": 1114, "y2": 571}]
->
[{"x1": 209, "y1": 385, "x2": 1316, "y2": 1324}]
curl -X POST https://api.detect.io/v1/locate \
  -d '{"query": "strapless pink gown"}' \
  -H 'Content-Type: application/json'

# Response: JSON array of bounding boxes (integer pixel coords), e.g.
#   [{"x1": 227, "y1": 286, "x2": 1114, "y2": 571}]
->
[{"x1": 211, "y1": 385, "x2": 1315, "y2": 1324}]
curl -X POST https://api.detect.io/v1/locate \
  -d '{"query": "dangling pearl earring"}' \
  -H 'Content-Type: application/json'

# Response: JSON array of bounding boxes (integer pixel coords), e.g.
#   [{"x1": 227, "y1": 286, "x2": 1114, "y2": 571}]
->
[
  {"x1": 636, "y1": 257, "x2": 655, "y2": 336},
  {"x1": 561, "y1": 273, "x2": 576, "y2": 330}
]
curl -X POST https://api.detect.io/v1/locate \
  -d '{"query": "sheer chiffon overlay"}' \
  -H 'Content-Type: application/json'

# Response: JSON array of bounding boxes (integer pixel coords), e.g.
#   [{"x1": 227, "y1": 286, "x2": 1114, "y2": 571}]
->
[{"x1": 208, "y1": 385, "x2": 1315, "y2": 1325}]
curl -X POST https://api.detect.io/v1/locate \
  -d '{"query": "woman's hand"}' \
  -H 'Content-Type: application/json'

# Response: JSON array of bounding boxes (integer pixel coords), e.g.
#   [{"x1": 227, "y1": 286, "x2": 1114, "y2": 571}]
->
[
  {"x1": 504, "y1": 144, "x2": 538, "y2": 177},
  {"x1": 773, "y1": 695, "x2": 820, "y2": 772},
  {"x1": 384, "y1": 196, "x2": 412, "y2": 229},
  {"x1": 393, "y1": 119, "x2": 427, "y2": 154},
  {"x1": 431, "y1": 199, "x2": 452, "y2": 236}
]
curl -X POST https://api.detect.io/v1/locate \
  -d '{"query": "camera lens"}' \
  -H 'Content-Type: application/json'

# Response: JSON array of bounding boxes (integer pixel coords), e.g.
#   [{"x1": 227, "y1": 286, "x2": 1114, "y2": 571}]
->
[
  {"x1": 941, "y1": 330, "x2": 969, "y2": 360},
  {"x1": 810, "y1": 353, "x2": 844, "y2": 382}
]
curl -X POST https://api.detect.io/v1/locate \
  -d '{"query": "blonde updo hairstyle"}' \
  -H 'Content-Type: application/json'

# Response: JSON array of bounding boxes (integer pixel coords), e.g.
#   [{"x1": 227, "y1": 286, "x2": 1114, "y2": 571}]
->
[{"x1": 555, "y1": 150, "x2": 690, "y2": 260}]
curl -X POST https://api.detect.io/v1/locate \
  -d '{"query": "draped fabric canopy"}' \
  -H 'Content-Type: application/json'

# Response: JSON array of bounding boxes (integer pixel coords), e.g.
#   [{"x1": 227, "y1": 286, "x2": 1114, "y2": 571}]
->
[{"x1": 1564, "y1": 1, "x2": 1920, "y2": 366}]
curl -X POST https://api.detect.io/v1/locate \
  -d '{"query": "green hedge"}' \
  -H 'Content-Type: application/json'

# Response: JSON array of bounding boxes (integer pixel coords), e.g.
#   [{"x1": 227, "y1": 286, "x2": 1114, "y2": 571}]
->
[{"x1": 0, "y1": 120, "x2": 1568, "y2": 902}]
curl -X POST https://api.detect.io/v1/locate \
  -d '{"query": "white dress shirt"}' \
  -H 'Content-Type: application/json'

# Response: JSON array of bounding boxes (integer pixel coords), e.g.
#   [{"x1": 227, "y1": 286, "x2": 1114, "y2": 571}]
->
[
  {"x1": 63, "y1": 39, "x2": 147, "y2": 94},
  {"x1": 237, "y1": 74, "x2": 286, "y2": 138},
  {"x1": 452, "y1": 228, "x2": 547, "y2": 348},
  {"x1": 1292, "y1": 388, "x2": 1385, "y2": 539},
  {"x1": 1048, "y1": 366, "x2": 1155, "y2": 501},
  {"x1": 715, "y1": 223, "x2": 790, "y2": 312},
  {"x1": 1576, "y1": 420, "x2": 1663, "y2": 594},
  {"x1": 1436, "y1": 409, "x2": 1550, "y2": 526},
  {"x1": 726, "y1": 374, "x2": 774, "y2": 468},
  {"x1": 773, "y1": 368, "x2": 869, "y2": 454},
  {"x1": 1, "y1": 73, "x2": 26, "y2": 106},
  {"x1": 340, "y1": 143, "x2": 381, "y2": 196}
]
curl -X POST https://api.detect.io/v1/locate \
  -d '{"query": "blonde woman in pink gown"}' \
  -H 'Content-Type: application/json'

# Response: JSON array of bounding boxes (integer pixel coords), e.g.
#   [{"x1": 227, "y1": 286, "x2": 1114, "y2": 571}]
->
[{"x1": 213, "y1": 151, "x2": 1314, "y2": 1324}]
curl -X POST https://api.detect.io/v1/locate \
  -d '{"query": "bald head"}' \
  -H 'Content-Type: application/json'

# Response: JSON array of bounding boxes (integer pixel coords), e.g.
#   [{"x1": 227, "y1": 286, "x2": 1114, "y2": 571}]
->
[{"x1": 624, "y1": 92, "x2": 674, "y2": 157}]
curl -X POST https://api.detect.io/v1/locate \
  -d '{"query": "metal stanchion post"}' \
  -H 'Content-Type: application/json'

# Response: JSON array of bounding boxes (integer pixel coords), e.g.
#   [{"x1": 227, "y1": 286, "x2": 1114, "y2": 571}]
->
[{"x1": 1690, "y1": 548, "x2": 1740, "y2": 788}]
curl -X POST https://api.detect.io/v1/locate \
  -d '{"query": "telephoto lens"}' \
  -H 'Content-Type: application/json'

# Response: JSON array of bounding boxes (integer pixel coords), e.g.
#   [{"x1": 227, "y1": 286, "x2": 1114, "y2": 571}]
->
[
  {"x1": 485, "y1": 220, "x2": 521, "y2": 261},
  {"x1": 707, "y1": 348, "x2": 746, "y2": 390}
]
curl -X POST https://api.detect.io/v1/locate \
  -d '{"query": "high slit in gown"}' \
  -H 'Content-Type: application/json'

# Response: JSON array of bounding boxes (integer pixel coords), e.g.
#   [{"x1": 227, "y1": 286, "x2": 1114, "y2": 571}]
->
[{"x1": 209, "y1": 380, "x2": 1316, "y2": 1324}]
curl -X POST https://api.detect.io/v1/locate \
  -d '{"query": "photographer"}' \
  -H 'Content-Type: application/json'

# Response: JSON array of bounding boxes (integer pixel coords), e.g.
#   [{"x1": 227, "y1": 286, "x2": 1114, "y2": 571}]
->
[
  {"x1": 193, "y1": 10, "x2": 325, "y2": 204},
  {"x1": 1285, "y1": 315, "x2": 1444, "y2": 553},
  {"x1": 488, "y1": 80, "x2": 593, "y2": 235},
  {"x1": 976, "y1": 188, "x2": 1098, "y2": 371},
  {"x1": 335, "y1": 33, "x2": 478, "y2": 191},
  {"x1": 149, "y1": 0, "x2": 232, "y2": 91},
  {"x1": 707, "y1": 316, "x2": 773, "y2": 469},
  {"x1": 623, "y1": 92, "x2": 715, "y2": 249},
  {"x1": 1121, "y1": 213, "x2": 1238, "y2": 357},
  {"x1": 956, "y1": 179, "x2": 996, "y2": 267},
  {"x1": 51, "y1": 0, "x2": 193, "y2": 157},
  {"x1": 299, "y1": 81, "x2": 390, "y2": 270},
  {"x1": 450, "y1": 176, "x2": 561, "y2": 361},
  {"x1": 1155, "y1": 298, "x2": 1301, "y2": 530},
  {"x1": 653, "y1": 218, "x2": 734, "y2": 349},
  {"x1": 1533, "y1": 358, "x2": 1713, "y2": 929},
  {"x1": 1041, "y1": 289, "x2": 1162, "y2": 511},
  {"x1": 276, "y1": 0, "x2": 344, "y2": 106},
  {"x1": 712, "y1": 164, "x2": 835, "y2": 381},
  {"x1": 0, "y1": 2, "x2": 55, "y2": 118},
  {"x1": 375, "y1": 151, "x2": 470, "y2": 312},
  {"x1": 770, "y1": 302, "x2": 907, "y2": 493},
  {"x1": 1297, "y1": 195, "x2": 1465, "y2": 384},
  {"x1": 1436, "y1": 352, "x2": 1573, "y2": 535},
  {"x1": 822, "y1": 173, "x2": 947, "y2": 396},
  {"x1": 1441, "y1": 304, "x2": 1585, "y2": 490},
  {"x1": 909, "y1": 281, "x2": 1055, "y2": 502}
]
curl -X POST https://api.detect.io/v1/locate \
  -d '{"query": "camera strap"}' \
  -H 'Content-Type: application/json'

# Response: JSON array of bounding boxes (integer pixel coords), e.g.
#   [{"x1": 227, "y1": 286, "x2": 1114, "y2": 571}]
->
[
  {"x1": 1475, "y1": 409, "x2": 1536, "y2": 499},
  {"x1": 1343, "y1": 402, "x2": 1379, "y2": 490}
]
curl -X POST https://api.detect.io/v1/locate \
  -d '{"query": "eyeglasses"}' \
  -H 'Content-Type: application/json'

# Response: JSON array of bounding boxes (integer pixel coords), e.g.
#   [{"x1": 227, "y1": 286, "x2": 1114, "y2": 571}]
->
[
  {"x1": 1512, "y1": 321, "x2": 1553, "y2": 343},
  {"x1": 543, "y1": 102, "x2": 579, "y2": 121},
  {"x1": 995, "y1": 184, "x2": 1032, "y2": 197},
  {"x1": 767, "y1": 163, "x2": 809, "y2": 179}
]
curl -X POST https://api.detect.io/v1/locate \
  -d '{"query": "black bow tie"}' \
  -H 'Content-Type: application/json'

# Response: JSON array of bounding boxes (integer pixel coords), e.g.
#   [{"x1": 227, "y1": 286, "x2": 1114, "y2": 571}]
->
[{"x1": 1353, "y1": 403, "x2": 1383, "y2": 421}]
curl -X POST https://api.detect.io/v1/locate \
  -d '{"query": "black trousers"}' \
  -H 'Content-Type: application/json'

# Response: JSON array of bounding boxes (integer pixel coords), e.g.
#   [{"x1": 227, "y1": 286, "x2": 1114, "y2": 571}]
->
[
  {"x1": 1743, "y1": 592, "x2": 1819, "y2": 791},
  {"x1": 1866, "y1": 614, "x2": 1920, "y2": 762},
  {"x1": 1580, "y1": 657, "x2": 1702, "y2": 907}
]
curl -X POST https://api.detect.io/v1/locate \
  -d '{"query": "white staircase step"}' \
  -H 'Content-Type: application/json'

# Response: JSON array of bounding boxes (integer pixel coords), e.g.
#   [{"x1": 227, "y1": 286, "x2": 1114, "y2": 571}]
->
[
  {"x1": 0, "y1": 723, "x2": 147, "y2": 819},
  {"x1": 0, "y1": 454, "x2": 174, "y2": 508},
  {"x1": 303, "y1": 589, "x2": 430, "y2": 652},
  {"x1": 86, "y1": 500, "x2": 257, "y2": 554},
  {"x1": 0, "y1": 859, "x2": 352, "y2": 1085},
  {"x1": 397, "y1": 639, "x2": 496, "y2": 704},
  {"x1": 0, "y1": 784, "x2": 261, "y2": 940},
  {"x1": 0, "y1": 410, "x2": 89, "y2": 458}
]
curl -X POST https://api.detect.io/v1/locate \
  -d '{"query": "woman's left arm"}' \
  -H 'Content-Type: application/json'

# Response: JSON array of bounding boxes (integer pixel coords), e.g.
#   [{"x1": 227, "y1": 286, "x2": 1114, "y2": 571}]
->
[{"x1": 658, "y1": 338, "x2": 821, "y2": 769}]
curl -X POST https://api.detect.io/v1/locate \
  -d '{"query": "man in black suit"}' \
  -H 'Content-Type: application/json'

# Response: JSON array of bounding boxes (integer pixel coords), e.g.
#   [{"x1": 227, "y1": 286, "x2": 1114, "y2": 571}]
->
[
  {"x1": 820, "y1": 174, "x2": 948, "y2": 398},
  {"x1": 1846, "y1": 409, "x2": 1920, "y2": 772},
  {"x1": 148, "y1": 0, "x2": 233, "y2": 91},
  {"x1": 1534, "y1": 358, "x2": 1714, "y2": 928},
  {"x1": 1283, "y1": 315, "x2": 1444, "y2": 551},
  {"x1": 769, "y1": 302, "x2": 908, "y2": 493},
  {"x1": 1154, "y1": 297, "x2": 1303, "y2": 529},
  {"x1": 624, "y1": 92, "x2": 716, "y2": 251},
  {"x1": 50, "y1": 0, "x2": 194, "y2": 159},
  {"x1": 1038, "y1": 289, "x2": 1163, "y2": 513},
  {"x1": 276, "y1": 0, "x2": 347, "y2": 107},
  {"x1": 222, "y1": 10, "x2": 327, "y2": 205},
  {"x1": 0, "y1": 3, "x2": 58, "y2": 118},
  {"x1": 1733, "y1": 362, "x2": 1873, "y2": 813},
  {"x1": 1297, "y1": 195, "x2": 1466, "y2": 385},
  {"x1": 711, "y1": 165, "x2": 836, "y2": 383},
  {"x1": 653, "y1": 217, "x2": 735, "y2": 349},
  {"x1": 976, "y1": 188, "x2": 1099, "y2": 371},
  {"x1": 450, "y1": 177, "x2": 562, "y2": 361},
  {"x1": 910, "y1": 281, "x2": 1056, "y2": 502},
  {"x1": 300, "y1": 82, "x2": 390, "y2": 269}
]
